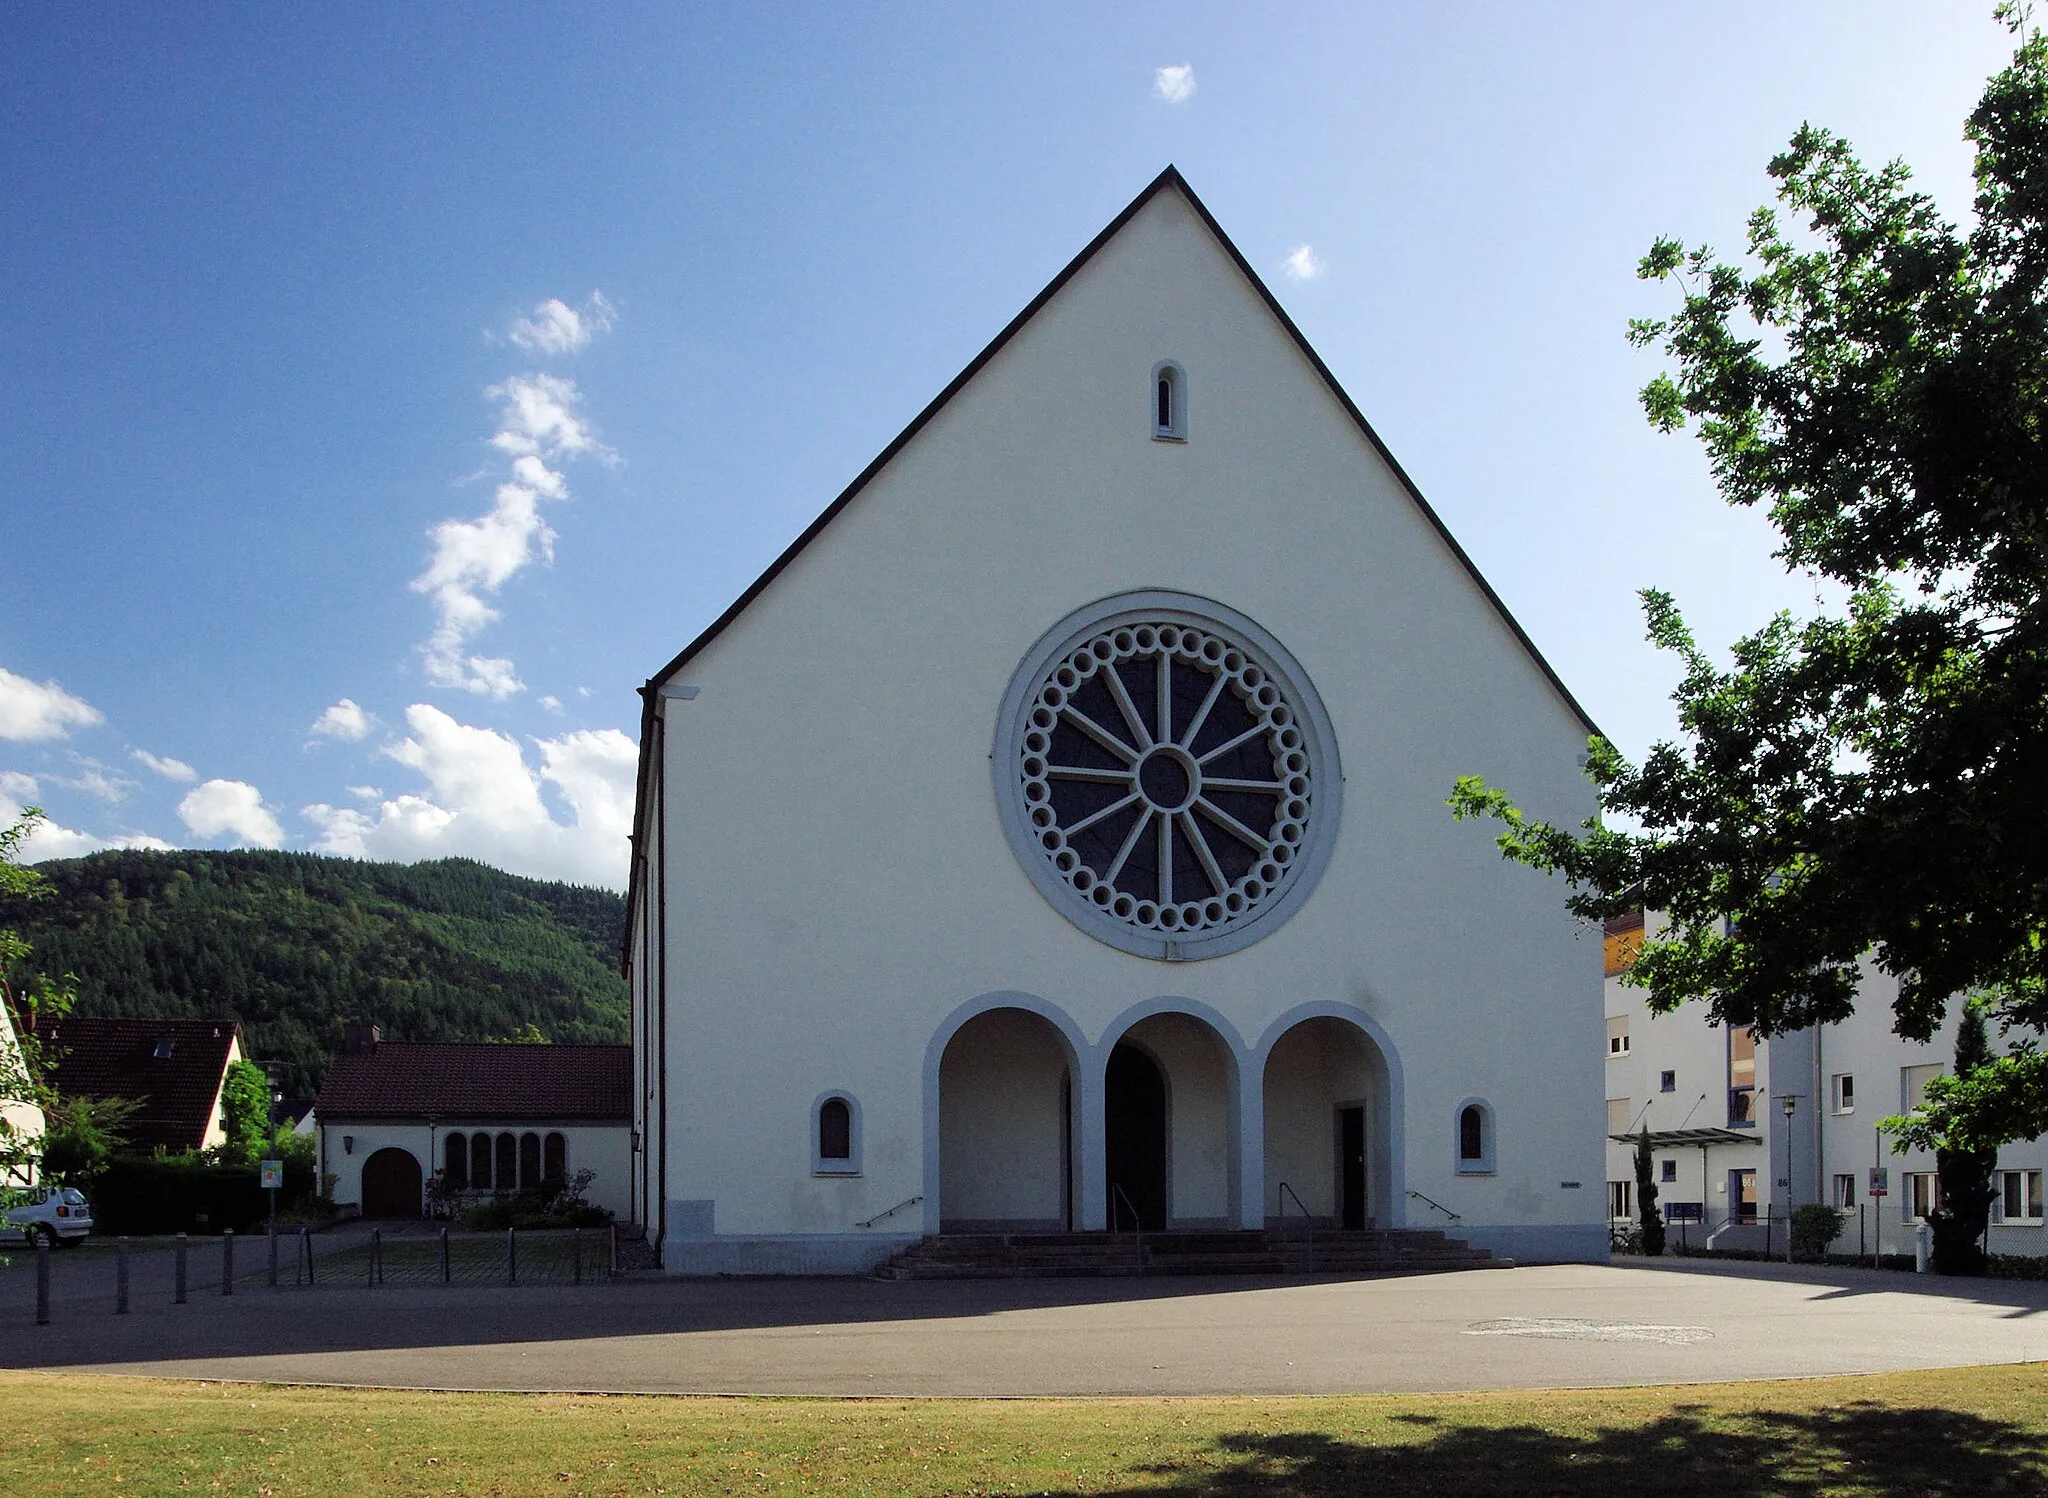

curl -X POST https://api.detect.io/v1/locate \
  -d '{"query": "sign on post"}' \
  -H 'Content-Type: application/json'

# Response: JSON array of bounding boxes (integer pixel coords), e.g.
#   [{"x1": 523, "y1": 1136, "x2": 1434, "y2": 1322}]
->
[
  {"x1": 1868, "y1": 1166, "x2": 1890, "y2": 1198},
  {"x1": 260, "y1": 1159, "x2": 283, "y2": 1190}
]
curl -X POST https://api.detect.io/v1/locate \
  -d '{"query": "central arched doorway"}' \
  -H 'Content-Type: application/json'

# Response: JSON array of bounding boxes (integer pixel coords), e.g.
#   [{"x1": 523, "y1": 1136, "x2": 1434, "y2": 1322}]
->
[
  {"x1": 1261, "y1": 1016, "x2": 1390, "y2": 1229},
  {"x1": 1105, "y1": 1042, "x2": 1167, "y2": 1230},
  {"x1": 360, "y1": 1147, "x2": 422, "y2": 1218}
]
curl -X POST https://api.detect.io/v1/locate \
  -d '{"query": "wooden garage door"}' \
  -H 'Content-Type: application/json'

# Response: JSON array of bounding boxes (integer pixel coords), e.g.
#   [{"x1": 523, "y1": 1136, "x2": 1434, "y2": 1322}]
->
[{"x1": 360, "y1": 1147, "x2": 422, "y2": 1219}]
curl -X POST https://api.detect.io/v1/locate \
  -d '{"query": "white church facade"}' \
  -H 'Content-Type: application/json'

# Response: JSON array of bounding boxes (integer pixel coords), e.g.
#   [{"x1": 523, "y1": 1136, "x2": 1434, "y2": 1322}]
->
[{"x1": 623, "y1": 168, "x2": 1608, "y2": 1273}]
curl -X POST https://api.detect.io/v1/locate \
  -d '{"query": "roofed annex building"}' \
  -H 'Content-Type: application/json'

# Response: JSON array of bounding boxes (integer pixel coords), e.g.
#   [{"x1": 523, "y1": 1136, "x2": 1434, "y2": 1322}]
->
[{"x1": 624, "y1": 169, "x2": 1607, "y2": 1274}]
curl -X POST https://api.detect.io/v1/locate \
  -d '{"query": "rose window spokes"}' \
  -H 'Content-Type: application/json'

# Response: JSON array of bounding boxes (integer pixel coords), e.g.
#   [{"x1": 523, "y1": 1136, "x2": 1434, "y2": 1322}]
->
[{"x1": 1017, "y1": 622, "x2": 1313, "y2": 936}]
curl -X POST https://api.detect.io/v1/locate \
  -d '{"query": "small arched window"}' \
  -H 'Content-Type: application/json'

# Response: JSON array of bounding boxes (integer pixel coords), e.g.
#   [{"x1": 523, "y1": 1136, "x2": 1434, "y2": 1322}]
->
[
  {"x1": 1150, "y1": 360, "x2": 1187, "y2": 442},
  {"x1": 519, "y1": 1132, "x2": 542, "y2": 1190},
  {"x1": 469, "y1": 1132, "x2": 493, "y2": 1191},
  {"x1": 444, "y1": 1133, "x2": 469, "y2": 1191},
  {"x1": 1455, "y1": 1099, "x2": 1495, "y2": 1175},
  {"x1": 812, "y1": 1092, "x2": 861, "y2": 1176},
  {"x1": 543, "y1": 1132, "x2": 567, "y2": 1184},
  {"x1": 495, "y1": 1131, "x2": 517, "y2": 1190}
]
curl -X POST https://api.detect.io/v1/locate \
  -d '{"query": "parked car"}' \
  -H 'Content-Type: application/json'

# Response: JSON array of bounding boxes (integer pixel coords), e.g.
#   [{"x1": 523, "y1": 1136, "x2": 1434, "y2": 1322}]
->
[{"x1": 5, "y1": 1186, "x2": 93, "y2": 1247}]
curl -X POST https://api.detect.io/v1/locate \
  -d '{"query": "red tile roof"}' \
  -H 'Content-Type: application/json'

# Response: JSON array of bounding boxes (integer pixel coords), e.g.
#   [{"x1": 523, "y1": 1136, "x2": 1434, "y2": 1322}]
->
[
  {"x1": 32, "y1": 1016, "x2": 241, "y2": 1152},
  {"x1": 315, "y1": 1042, "x2": 631, "y2": 1123}
]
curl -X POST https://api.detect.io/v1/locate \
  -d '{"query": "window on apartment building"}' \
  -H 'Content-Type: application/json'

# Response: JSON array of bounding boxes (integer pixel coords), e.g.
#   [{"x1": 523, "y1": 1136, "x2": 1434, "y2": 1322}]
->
[
  {"x1": 1728, "y1": 1026, "x2": 1757, "y2": 1125},
  {"x1": 1831, "y1": 1073, "x2": 1855, "y2": 1113},
  {"x1": 1833, "y1": 1173, "x2": 1857, "y2": 1210},
  {"x1": 1906, "y1": 1171, "x2": 1941, "y2": 1223},
  {"x1": 1902, "y1": 1064, "x2": 1943, "y2": 1113},
  {"x1": 1609, "y1": 1180, "x2": 1633, "y2": 1220},
  {"x1": 1997, "y1": 1169, "x2": 2044, "y2": 1224},
  {"x1": 1660, "y1": 1159, "x2": 1677, "y2": 1183},
  {"x1": 1660, "y1": 1070, "x2": 1676, "y2": 1093},
  {"x1": 1606, "y1": 1098, "x2": 1632, "y2": 1137},
  {"x1": 1607, "y1": 1016, "x2": 1630, "y2": 1058}
]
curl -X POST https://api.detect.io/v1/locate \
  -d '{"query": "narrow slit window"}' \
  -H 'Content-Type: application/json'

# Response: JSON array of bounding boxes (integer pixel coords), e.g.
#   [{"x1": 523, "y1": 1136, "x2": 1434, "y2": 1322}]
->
[{"x1": 1150, "y1": 361, "x2": 1186, "y2": 441}]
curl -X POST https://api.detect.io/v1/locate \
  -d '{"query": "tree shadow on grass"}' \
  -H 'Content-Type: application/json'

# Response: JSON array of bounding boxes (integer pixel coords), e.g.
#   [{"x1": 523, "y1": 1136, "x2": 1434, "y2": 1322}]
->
[{"x1": 1086, "y1": 1401, "x2": 2048, "y2": 1497}]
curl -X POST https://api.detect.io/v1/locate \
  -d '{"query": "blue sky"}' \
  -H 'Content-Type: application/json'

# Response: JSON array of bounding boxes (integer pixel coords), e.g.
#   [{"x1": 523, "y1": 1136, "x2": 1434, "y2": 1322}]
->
[{"x1": 0, "y1": 4, "x2": 2014, "y2": 888}]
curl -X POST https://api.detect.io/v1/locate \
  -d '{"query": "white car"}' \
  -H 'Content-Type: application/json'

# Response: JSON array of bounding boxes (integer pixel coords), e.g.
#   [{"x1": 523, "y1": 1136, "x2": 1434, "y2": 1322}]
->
[{"x1": 5, "y1": 1186, "x2": 93, "y2": 1247}]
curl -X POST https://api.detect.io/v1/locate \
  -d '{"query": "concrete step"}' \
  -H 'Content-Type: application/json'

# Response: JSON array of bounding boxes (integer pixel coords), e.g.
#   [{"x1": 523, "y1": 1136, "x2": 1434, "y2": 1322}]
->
[{"x1": 879, "y1": 1227, "x2": 1506, "y2": 1280}]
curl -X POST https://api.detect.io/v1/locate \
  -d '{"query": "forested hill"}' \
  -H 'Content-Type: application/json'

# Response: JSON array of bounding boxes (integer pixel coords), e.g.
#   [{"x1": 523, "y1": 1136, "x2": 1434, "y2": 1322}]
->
[{"x1": 3, "y1": 850, "x2": 630, "y2": 1099}]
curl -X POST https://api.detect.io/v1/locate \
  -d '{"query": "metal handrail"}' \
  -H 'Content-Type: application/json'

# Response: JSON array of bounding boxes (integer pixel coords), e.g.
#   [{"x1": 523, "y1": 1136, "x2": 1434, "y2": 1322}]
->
[
  {"x1": 1277, "y1": 1181, "x2": 1315, "y2": 1274},
  {"x1": 1406, "y1": 1189, "x2": 1461, "y2": 1225},
  {"x1": 855, "y1": 1195, "x2": 923, "y2": 1230},
  {"x1": 1108, "y1": 1184, "x2": 1145, "y2": 1267}
]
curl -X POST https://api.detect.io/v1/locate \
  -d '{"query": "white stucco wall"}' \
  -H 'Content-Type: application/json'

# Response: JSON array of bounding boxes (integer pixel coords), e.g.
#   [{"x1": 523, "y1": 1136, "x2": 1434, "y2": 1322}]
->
[
  {"x1": 322, "y1": 1121, "x2": 633, "y2": 1222},
  {"x1": 647, "y1": 182, "x2": 1605, "y2": 1268}
]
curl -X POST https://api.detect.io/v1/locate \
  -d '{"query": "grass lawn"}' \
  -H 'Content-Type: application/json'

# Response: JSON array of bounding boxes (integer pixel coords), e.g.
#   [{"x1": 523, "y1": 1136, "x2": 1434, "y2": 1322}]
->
[{"x1": 0, "y1": 1364, "x2": 2042, "y2": 1496}]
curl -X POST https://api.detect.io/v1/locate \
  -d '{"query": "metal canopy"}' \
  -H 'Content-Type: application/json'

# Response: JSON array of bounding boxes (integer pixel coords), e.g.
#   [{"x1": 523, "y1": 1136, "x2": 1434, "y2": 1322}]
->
[{"x1": 1608, "y1": 1127, "x2": 1762, "y2": 1148}]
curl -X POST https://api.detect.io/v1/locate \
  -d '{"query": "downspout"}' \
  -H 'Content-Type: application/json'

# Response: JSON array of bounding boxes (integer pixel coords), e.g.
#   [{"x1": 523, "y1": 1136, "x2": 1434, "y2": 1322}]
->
[{"x1": 654, "y1": 708, "x2": 669, "y2": 1261}]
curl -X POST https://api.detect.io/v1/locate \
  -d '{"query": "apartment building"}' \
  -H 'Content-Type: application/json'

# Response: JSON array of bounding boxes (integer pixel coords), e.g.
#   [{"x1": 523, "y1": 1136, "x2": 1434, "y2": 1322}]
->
[{"x1": 1604, "y1": 911, "x2": 2044, "y2": 1258}]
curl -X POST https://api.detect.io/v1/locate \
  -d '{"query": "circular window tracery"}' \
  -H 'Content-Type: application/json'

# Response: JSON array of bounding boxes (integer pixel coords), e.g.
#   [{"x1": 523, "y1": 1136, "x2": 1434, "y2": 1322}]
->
[{"x1": 996, "y1": 592, "x2": 1340, "y2": 960}]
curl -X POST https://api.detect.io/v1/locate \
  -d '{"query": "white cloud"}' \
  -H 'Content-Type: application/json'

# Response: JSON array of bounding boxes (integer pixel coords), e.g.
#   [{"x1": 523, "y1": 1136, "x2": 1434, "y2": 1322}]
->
[
  {"x1": 1154, "y1": 64, "x2": 1196, "y2": 103},
  {"x1": 310, "y1": 699, "x2": 373, "y2": 742},
  {"x1": 0, "y1": 668, "x2": 103, "y2": 742},
  {"x1": 303, "y1": 704, "x2": 636, "y2": 888},
  {"x1": 177, "y1": 779, "x2": 286, "y2": 849},
  {"x1": 1283, "y1": 244, "x2": 1325, "y2": 280},
  {"x1": 132, "y1": 749, "x2": 198, "y2": 783},
  {"x1": 345, "y1": 785, "x2": 381, "y2": 801},
  {"x1": 506, "y1": 292, "x2": 616, "y2": 357},
  {"x1": 538, "y1": 695, "x2": 563, "y2": 715},
  {"x1": 0, "y1": 788, "x2": 173, "y2": 860},
  {"x1": 54, "y1": 759, "x2": 135, "y2": 805},
  {"x1": 411, "y1": 371, "x2": 617, "y2": 698}
]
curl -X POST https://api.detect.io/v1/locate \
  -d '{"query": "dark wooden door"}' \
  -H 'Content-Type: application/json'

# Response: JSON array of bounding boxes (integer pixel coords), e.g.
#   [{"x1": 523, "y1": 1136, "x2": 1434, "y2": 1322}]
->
[
  {"x1": 361, "y1": 1147, "x2": 423, "y2": 1218},
  {"x1": 1105, "y1": 1043, "x2": 1168, "y2": 1231},
  {"x1": 1339, "y1": 1106, "x2": 1366, "y2": 1230}
]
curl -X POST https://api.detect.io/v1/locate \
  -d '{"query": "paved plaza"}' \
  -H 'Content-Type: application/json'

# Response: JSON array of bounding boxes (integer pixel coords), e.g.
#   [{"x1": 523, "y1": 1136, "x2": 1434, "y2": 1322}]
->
[{"x1": 3, "y1": 1233, "x2": 2045, "y2": 1397}]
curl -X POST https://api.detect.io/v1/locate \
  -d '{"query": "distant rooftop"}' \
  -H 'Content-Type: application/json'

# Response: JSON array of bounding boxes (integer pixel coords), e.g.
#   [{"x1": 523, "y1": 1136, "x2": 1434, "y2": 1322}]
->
[{"x1": 315, "y1": 1040, "x2": 631, "y2": 1123}]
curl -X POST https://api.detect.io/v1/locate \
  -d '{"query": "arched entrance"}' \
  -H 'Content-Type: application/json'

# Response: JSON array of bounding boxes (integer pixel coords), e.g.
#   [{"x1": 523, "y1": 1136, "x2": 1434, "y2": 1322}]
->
[
  {"x1": 1262, "y1": 1017, "x2": 1390, "y2": 1229},
  {"x1": 939, "y1": 1007, "x2": 1076, "y2": 1231},
  {"x1": 360, "y1": 1147, "x2": 422, "y2": 1219},
  {"x1": 1104, "y1": 1042, "x2": 1167, "y2": 1230}
]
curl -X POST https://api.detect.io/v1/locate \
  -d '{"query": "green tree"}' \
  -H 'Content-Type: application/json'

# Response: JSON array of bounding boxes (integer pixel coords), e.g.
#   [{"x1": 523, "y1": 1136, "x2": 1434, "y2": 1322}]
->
[
  {"x1": 37, "y1": 1095, "x2": 137, "y2": 1187},
  {"x1": 1919, "y1": 1007, "x2": 2000, "y2": 1274},
  {"x1": 1449, "y1": 7, "x2": 2048, "y2": 1158},
  {"x1": 0, "y1": 809, "x2": 75, "y2": 1197},
  {"x1": 1634, "y1": 1128, "x2": 1665, "y2": 1256},
  {"x1": 217, "y1": 1058, "x2": 271, "y2": 1166}
]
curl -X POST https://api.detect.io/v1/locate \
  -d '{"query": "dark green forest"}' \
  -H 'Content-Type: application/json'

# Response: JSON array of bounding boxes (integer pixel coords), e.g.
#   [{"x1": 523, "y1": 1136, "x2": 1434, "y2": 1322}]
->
[{"x1": 2, "y1": 850, "x2": 630, "y2": 1099}]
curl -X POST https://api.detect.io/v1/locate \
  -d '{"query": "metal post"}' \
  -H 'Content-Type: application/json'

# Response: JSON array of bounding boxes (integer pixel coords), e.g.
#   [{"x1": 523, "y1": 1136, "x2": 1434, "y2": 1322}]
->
[
  {"x1": 174, "y1": 1232, "x2": 188, "y2": 1304},
  {"x1": 35, "y1": 1237, "x2": 50, "y2": 1326},
  {"x1": 573, "y1": 1227, "x2": 583, "y2": 1285},
  {"x1": 439, "y1": 1226, "x2": 449, "y2": 1285},
  {"x1": 268, "y1": 1227, "x2": 278, "y2": 1289},
  {"x1": 609, "y1": 1221, "x2": 617, "y2": 1277},
  {"x1": 116, "y1": 1237, "x2": 130, "y2": 1314},
  {"x1": 222, "y1": 1230, "x2": 235, "y2": 1295},
  {"x1": 300, "y1": 1226, "x2": 314, "y2": 1287},
  {"x1": 507, "y1": 1226, "x2": 516, "y2": 1286},
  {"x1": 369, "y1": 1229, "x2": 379, "y2": 1288}
]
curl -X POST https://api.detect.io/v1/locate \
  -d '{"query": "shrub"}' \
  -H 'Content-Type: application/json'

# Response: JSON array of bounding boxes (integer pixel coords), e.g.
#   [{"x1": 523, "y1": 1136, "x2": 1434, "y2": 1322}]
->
[{"x1": 1791, "y1": 1203, "x2": 1845, "y2": 1260}]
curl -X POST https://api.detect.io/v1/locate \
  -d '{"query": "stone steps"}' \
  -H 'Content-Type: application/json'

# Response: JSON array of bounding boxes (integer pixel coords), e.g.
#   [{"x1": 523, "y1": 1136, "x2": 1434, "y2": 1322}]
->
[{"x1": 876, "y1": 1227, "x2": 1509, "y2": 1280}]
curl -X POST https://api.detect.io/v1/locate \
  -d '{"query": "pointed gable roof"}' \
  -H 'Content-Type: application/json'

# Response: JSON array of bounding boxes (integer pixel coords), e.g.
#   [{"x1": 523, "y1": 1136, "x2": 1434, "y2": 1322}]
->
[{"x1": 621, "y1": 166, "x2": 1598, "y2": 961}]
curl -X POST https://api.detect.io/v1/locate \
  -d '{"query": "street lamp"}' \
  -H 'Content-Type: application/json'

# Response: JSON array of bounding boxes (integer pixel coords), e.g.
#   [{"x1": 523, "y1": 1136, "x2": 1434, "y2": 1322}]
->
[{"x1": 1780, "y1": 1093, "x2": 1798, "y2": 1263}]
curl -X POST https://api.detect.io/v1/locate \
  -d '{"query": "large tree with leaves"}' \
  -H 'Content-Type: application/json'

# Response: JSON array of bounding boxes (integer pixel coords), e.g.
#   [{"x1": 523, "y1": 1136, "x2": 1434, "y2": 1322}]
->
[
  {"x1": 1451, "y1": 7, "x2": 2048, "y2": 1155},
  {"x1": 1, "y1": 809, "x2": 74, "y2": 1196}
]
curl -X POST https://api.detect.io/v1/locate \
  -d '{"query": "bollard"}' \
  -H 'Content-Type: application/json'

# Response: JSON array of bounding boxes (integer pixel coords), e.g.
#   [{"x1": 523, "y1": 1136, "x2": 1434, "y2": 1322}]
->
[
  {"x1": 116, "y1": 1237, "x2": 130, "y2": 1314},
  {"x1": 507, "y1": 1226, "x2": 516, "y2": 1286},
  {"x1": 268, "y1": 1226, "x2": 278, "y2": 1289},
  {"x1": 369, "y1": 1228, "x2": 380, "y2": 1288},
  {"x1": 34, "y1": 1237, "x2": 50, "y2": 1326},
  {"x1": 175, "y1": 1232, "x2": 188, "y2": 1304},
  {"x1": 1915, "y1": 1220, "x2": 1933, "y2": 1273},
  {"x1": 303, "y1": 1226, "x2": 316, "y2": 1287},
  {"x1": 573, "y1": 1227, "x2": 583, "y2": 1285},
  {"x1": 439, "y1": 1226, "x2": 450, "y2": 1286},
  {"x1": 609, "y1": 1220, "x2": 617, "y2": 1278},
  {"x1": 222, "y1": 1229, "x2": 235, "y2": 1296}
]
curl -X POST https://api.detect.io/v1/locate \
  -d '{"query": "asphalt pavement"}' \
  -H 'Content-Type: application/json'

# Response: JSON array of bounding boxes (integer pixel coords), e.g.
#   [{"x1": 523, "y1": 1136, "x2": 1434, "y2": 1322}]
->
[{"x1": 3, "y1": 1244, "x2": 2044, "y2": 1397}]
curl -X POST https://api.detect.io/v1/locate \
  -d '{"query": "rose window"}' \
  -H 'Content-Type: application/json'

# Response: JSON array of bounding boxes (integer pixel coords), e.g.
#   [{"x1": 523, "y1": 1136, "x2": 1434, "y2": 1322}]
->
[{"x1": 996, "y1": 594, "x2": 1340, "y2": 960}]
